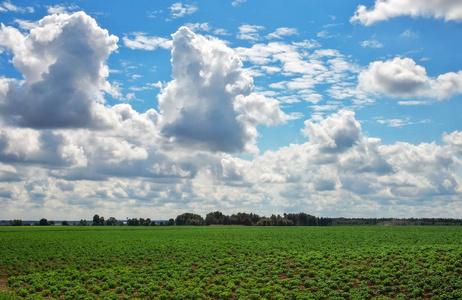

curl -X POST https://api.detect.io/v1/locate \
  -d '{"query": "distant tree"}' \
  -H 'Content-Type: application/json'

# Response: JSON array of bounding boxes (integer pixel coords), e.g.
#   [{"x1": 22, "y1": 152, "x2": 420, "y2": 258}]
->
[
  {"x1": 79, "y1": 219, "x2": 88, "y2": 226},
  {"x1": 206, "y1": 211, "x2": 225, "y2": 225},
  {"x1": 144, "y1": 218, "x2": 151, "y2": 226},
  {"x1": 167, "y1": 218, "x2": 175, "y2": 226},
  {"x1": 175, "y1": 213, "x2": 204, "y2": 226},
  {"x1": 49, "y1": 220, "x2": 55, "y2": 225},
  {"x1": 39, "y1": 218, "x2": 48, "y2": 226},
  {"x1": 11, "y1": 219, "x2": 23, "y2": 226},
  {"x1": 159, "y1": 221, "x2": 164, "y2": 226},
  {"x1": 106, "y1": 217, "x2": 118, "y2": 226},
  {"x1": 92, "y1": 214, "x2": 100, "y2": 226},
  {"x1": 150, "y1": 220, "x2": 156, "y2": 226},
  {"x1": 61, "y1": 220, "x2": 69, "y2": 226},
  {"x1": 99, "y1": 216, "x2": 105, "y2": 226},
  {"x1": 257, "y1": 218, "x2": 271, "y2": 226},
  {"x1": 127, "y1": 218, "x2": 140, "y2": 226}
]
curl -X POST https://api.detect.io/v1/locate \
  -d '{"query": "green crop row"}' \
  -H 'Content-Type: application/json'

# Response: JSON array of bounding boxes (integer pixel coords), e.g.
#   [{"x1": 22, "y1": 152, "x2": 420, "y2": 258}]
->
[{"x1": 0, "y1": 226, "x2": 461, "y2": 299}]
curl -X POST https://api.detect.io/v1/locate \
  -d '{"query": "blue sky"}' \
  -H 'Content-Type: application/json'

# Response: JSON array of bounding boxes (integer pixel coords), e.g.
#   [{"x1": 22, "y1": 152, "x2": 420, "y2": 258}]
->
[{"x1": 0, "y1": 0, "x2": 461, "y2": 220}]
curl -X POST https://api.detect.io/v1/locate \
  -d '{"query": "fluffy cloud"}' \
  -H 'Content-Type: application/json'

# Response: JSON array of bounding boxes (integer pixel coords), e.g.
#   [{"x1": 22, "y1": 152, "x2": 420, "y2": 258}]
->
[
  {"x1": 158, "y1": 27, "x2": 289, "y2": 153},
  {"x1": 237, "y1": 25, "x2": 265, "y2": 41},
  {"x1": 243, "y1": 110, "x2": 460, "y2": 214},
  {"x1": 358, "y1": 57, "x2": 462, "y2": 100},
  {"x1": 123, "y1": 33, "x2": 172, "y2": 50},
  {"x1": 266, "y1": 27, "x2": 298, "y2": 39},
  {"x1": 169, "y1": 2, "x2": 198, "y2": 19},
  {"x1": 351, "y1": 0, "x2": 462, "y2": 26},
  {"x1": 302, "y1": 110, "x2": 362, "y2": 152},
  {"x1": 0, "y1": 12, "x2": 119, "y2": 128},
  {"x1": 0, "y1": 10, "x2": 461, "y2": 220},
  {"x1": 443, "y1": 131, "x2": 462, "y2": 155}
]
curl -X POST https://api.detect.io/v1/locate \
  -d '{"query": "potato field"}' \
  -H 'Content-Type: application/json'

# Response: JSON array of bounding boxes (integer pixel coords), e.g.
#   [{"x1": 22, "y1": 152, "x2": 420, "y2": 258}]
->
[{"x1": 0, "y1": 226, "x2": 461, "y2": 299}]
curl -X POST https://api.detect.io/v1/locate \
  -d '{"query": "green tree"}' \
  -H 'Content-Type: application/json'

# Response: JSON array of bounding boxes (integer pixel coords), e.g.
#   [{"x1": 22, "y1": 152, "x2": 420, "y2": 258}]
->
[
  {"x1": 61, "y1": 220, "x2": 69, "y2": 226},
  {"x1": 106, "y1": 217, "x2": 118, "y2": 226},
  {"x1": 79, "y1": 219, "x2": 88, "y2": 226},
  {"x1": 127, "y1": 218, "x2": 140, "y2": 226},
  {"x1": 175, "y1": 213, "x2": 205, "y2": 226},
  {"x1": 11, "y1": 219, "x2": 23, "y2": 226},
  {"x1": 39, "y1": 218, "x2": 48, "y2": 226},
  {"x1": 92, "y1": 214, "x2": 100, "y2": 226}
]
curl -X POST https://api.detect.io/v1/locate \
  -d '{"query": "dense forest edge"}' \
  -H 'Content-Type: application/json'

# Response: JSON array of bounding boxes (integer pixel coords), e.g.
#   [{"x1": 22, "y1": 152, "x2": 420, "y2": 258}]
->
[{"x1": 2, "y1": 211, "x2": 462, "y2": 227}]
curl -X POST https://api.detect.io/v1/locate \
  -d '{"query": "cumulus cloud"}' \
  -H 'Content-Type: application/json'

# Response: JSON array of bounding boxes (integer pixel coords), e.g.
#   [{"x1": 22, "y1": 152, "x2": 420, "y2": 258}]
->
[
  {"x1": 351, "y1": 0, "x2": 462, "y2": 26},
  {"x1": 0, "y1": 12, "x2": 119, "y2": 128},
  {"x1": 245, "y1": 110, "x2": 460, "y2": 210},
  {"x1": 184, "y1": 23, "x2": 229, "y2": 36},
  {"x1": 302, "y1": 110, "x2": 362, "y2": 152},
  {"x1": 443, "y1": 131, "x2": 462, "y2": 155},
  {"x1": 123, "y1": 32, "x2": 172, "y2": 50},
  {"x1": 237, "y1": 24, "x2": 265, "y2": 41},
  {"x1": 169, "y1": 2, "x2": 198, "y2": 19},
  {"x1": 13, "y1": 19, "x2": 37, "y2": 30},
  {"x1": 158, "y1": 27, "x2": 289, "y2": 153},
  {"x1": 358, "y1": 57, "x2": 462, "y2": 100},
  {"x1": 266, "y1": 27, "x2": 298, "y2": 39},
  {"x1": 46, "y1": 4, "x2": 79, "y2": 14},
  {"x1": 360, "y1": 39, "x2": 383, "y2": 48}
]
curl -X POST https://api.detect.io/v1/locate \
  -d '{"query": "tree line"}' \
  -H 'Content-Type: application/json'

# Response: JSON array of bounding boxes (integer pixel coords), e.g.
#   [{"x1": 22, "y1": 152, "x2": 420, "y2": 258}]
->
[{"x1": 4, "y1": 213, "x2": 462, "y2": 226}]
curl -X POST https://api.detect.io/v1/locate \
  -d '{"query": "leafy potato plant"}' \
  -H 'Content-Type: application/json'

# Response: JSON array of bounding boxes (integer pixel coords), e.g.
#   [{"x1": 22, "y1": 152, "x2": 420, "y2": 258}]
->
[{"x1": 0, "y1": 226, "x2": 461, "y2": 299}]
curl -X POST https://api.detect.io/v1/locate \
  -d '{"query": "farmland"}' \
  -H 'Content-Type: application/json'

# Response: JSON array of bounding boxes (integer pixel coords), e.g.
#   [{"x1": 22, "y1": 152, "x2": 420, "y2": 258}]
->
[{"x1": 1, "y1": 226, "x2": 461, "y2": 299}]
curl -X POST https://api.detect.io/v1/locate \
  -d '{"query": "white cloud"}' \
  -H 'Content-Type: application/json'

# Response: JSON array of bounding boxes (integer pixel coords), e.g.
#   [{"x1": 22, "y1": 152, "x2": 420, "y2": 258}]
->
[
  {"x1": 317, "y1": 30, "x2": 339, "y2": 39},
  {"x1": 266, "y1": 27, "x2": 298, "y2": 39},
  {"x1": 46, "y1": 4, "x2": 79, "y2": 14},
  {"x1": 0, "y1": 1, "x2": 34, "y2": 13},
  {"x1": 351, "y1": 0, "x2": 462, "y2": 26},
  {"x1": 13, "y1": 19, "x2": 37, "y2": 30},
  {"x1": 158, "y1": 27, "x2": 289, "y2": 153},
  {"x1": 123, "y1": 32, "x2": 172, "y2": 50},
  {"x1": 240, "y1": 110, "x2": 461, "y2": 215},
  {"x1": 235, "y1": 41, "x2": 361, "y2": 105},
  {"x1": 0, "y1": 9, "x2": 460, "y2": 220},
  {"x1": 301, "y1": 110, "x2": 362, "y2": 152},
  {"x1": 184, "y1": 23, "x2": 229, "y2": 36},
  {"x1": 0, "y1": 12, "x2": 119, "y2": 128},
  {"x1": 400, "y1": 29, "x2": 419, "y2": 38},
  {"x1": 358, "y1": 57, "x2": 462, "y2": 100},
  {"x1": 169, "y1": 2, "x2": 198, "y2": 19},
  {"x1": 184, "y1": 22, "x2": 212, "y2": 32},
  {"x1": 443, "y1": 131, "x2": 462, "y2": 155},
  {"x1": 360, "y1": 39, "x2": 383, "y2": 48},
  {"x1": 377, "y1": 118, "x2": 412, "y2": 127},
  {"x1": 237, "y1": 24, "x2": 265, "y2": 41},
  {"x1": 232, "y1": 0, "x2": 247, "y2": 7}
]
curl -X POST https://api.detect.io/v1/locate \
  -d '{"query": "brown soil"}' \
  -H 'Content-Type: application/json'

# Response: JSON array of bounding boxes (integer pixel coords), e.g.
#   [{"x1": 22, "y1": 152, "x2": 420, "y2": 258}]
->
[{"x1": 0, "y1": 265, "x2": 7, "y2": 291}]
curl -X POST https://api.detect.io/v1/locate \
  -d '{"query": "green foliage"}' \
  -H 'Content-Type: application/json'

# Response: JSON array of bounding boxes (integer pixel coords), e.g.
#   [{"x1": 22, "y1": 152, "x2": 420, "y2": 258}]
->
[
  {"x1": 175, "y1": 213, "x2": 205, "y2": 226},
  {"x1": 10, "y1": 219, "x2": 23, "y2": 226},
  {"x1": 1, "y1": 226, "x2": 462, "y2": 299}
]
